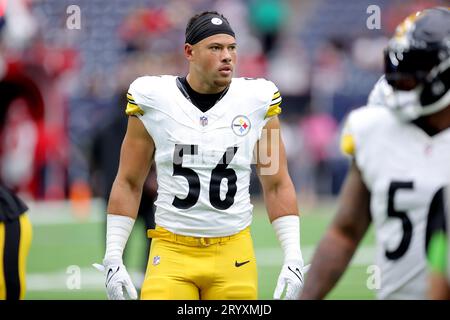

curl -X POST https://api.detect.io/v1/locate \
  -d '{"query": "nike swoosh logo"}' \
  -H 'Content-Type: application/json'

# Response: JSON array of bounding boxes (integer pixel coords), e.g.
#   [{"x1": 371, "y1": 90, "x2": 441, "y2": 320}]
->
[
  {"x1": 235, "y1": 260, "x2": 250, "y2": 267},
  {"x1": 106, "y1": 266, "x2": 120, "y2": 287},
  {"x1": 288, "y1": 266, "x2": 304, "y2": 285}
]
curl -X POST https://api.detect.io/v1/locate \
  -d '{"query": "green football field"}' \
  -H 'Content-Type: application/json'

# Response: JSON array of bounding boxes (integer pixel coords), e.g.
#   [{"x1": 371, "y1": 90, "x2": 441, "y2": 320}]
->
[{"x1": 25, "y1": 199, "x2": 375, "y2": 300}]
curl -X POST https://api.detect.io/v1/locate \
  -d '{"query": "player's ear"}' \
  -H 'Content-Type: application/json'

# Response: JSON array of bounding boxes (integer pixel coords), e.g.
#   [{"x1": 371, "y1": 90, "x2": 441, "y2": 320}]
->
[{"x1": 184, "y1": 43, "x2": 194, "y2": 61}]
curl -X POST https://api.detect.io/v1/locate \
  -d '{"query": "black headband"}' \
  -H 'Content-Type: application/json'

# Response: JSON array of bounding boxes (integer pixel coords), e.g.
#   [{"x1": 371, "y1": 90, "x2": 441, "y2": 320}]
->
[{"x1": 185, "y1": 14, "x2": 235, "y2": 45}]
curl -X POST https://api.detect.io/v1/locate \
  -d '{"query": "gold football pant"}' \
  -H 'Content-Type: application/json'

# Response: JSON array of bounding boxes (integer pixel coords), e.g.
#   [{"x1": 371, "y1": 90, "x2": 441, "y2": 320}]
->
[
  {"x1": 0, "y1": 213, "x2": 32, "y2": 300},
  {"x1": 141, "y1": 225, "x2": 257, "y2": 300}
]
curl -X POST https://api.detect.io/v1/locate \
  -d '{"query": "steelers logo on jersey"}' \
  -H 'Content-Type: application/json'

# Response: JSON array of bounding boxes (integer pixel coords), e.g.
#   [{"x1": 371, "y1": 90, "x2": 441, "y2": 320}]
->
[{"x1": 231, "y1": 115, "x2": 251, "y2": 136}]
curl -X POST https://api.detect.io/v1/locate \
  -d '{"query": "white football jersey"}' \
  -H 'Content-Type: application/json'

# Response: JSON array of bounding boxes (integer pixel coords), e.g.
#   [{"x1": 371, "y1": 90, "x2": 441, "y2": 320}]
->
[
  {"x1": 126, "y1": 75, "x2": 281, "y2": 237},
  {"x1": 341, "y1": 106, "x2": 450, "y2": 299}
]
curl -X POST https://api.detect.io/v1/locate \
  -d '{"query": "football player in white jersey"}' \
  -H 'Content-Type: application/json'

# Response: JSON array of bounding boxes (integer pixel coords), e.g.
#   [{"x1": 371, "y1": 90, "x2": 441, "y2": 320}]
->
[
  {"x1": 301, "y1": 7, "x2": 450, "y2": 300},
  {"x1": 94, "y1": 11, "x2": 306, "y2": 300}
]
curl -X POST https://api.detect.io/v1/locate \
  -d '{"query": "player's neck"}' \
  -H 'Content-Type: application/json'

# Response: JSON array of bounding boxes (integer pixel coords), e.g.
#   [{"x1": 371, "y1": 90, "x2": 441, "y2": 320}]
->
[
  {"x1": 418, "y1": 105, "x2": 450, "y2": 134},
  {"x1": 186, "y1": 73, "x2": 227, "y2": 94}
]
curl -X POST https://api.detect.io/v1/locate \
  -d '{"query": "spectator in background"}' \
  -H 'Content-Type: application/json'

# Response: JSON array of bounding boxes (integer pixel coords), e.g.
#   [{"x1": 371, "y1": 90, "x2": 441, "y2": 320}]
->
[
  {"x1": 268, "y1": 36, "x2": 310, "y2": 96},
  {"x1": 0, "y1": 98, "x2": 37, "y2": 199},
  {"x1": 279, "y1": 116, "x2": 316, "y2": 206},
  {"x1": 310, "y1": 38, "x2": 346, "y2": 114},
  {"x1": 299, "y1": 108, "x2": 338, "y2": 196},
  {"x1": 248, "y1": 0, "x2": 289, "y2": 56}
]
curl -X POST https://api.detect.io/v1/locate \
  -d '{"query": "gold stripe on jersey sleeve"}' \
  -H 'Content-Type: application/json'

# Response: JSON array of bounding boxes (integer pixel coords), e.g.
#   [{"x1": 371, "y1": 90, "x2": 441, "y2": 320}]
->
[
  {"x1": 265, "y1": 103, "x2": 282, "y2": 119},
  {"x1": 340, "y1": 133, "x2": 355, "y2": 156},
  {"x1": 267, "y1": 91, "x2": 282, "y2": 118},
  {"x1": 272, "y1": 91, "x2": 281, "y2": 100},
  {"x1": 126, "y1": 102, "x2": 144, "y2": 116},
  {"x1": 270, "y1": 96, "x2": 282, "y2": 106},
  {"x1": 127, "y1": 93, "x2": 137, "y2": 104}
]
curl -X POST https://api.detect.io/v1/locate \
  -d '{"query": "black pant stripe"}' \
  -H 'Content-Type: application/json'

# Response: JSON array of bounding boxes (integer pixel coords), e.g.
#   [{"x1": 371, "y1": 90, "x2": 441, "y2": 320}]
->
[{"x1": 3, "y1": 219, "x2": 21, "y2": 300}]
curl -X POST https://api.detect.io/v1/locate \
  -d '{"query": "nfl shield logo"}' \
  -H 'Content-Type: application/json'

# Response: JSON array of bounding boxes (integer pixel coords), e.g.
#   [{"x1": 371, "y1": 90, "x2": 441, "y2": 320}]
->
[
  {"x1": 153, "y1": 255, "x2": 160, "y2": 266},
  {"x1": 200, "y1": 116, "x2": 208, "y2": 127}
]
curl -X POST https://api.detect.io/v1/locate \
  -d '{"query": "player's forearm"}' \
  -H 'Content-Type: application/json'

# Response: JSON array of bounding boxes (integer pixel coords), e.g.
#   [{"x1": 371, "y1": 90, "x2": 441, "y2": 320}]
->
[
  {"x1": 103, "y1": 177, "x2": 143, "y2": 263},
  {"x1": 263, "y1": 179, "x2": 299, "y2": 222},
  {"x1": 428, "y1": 273, "x2": 450, "y2": 300},
  {"x1": 263, "y1": 180, "x2": 304, "y2": 266},
  {"x1": 300, "y1": 227, "x2": 358, "y2": 299},
  {"x1": 107, "y1": 177, "x2": 144, "y2": 220}
]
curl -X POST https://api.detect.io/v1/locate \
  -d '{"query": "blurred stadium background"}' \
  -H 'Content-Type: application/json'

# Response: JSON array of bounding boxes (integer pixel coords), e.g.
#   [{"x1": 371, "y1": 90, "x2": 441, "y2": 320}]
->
[{"x1": 0, "y1": 0, "x2": 447, "y2": 299}]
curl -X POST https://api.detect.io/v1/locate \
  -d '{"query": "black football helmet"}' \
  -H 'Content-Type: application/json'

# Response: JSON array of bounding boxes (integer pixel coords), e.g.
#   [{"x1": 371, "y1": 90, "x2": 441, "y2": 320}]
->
[{"x1": 383, "y1": 7, "x2": 450, "y2": 120}]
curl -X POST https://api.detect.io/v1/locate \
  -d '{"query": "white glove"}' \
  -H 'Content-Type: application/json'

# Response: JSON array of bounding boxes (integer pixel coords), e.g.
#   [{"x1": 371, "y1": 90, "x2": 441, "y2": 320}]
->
[
  {"x1": 93, "y1": 259, "x2": 138, "y2": 300},
  {"x1": 274, "y1": 262, "x2": 310, "y2": 300},
  {"x1": 272, "y1": 215, "x2": 307, "y2": 300}
]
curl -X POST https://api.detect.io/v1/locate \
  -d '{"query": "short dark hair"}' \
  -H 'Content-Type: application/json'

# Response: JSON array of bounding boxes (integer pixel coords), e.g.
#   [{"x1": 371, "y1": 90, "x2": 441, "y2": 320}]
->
[{"x1": 185, "y1": 11, "x2": 231, "y2": 37}]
